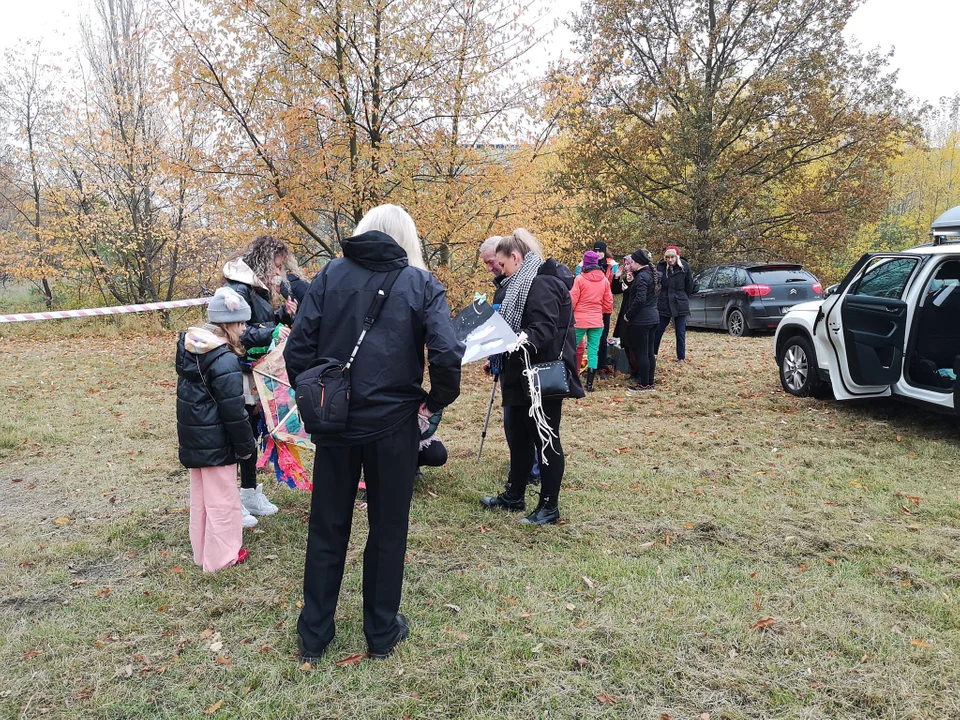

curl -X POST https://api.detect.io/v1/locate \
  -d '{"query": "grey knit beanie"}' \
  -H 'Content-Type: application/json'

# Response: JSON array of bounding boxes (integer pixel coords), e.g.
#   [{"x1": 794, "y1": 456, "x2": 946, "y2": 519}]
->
[{"x1": 207, "y1": 287, "x2": 251, "y2": 323}]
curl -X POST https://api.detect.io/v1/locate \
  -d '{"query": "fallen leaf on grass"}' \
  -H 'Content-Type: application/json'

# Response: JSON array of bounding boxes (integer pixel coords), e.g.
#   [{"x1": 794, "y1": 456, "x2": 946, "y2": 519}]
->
[
  {"x1": 199, "y1": 629, "x2": 214, "y2": 640},
  {"x1": 22, "y1": 650, "x2": 41, "y2": 660},
  {"x1": 70, "y1": 579, "x2": 88, "y2": 586},
  {"x1": 11, "y1": 478, "x2": 23, "y2": 483},
  {"x1": 53, "y1": 517, "x2": 70, "y2": 526},
  {"x1": 575, "y1": 658, "x2": 589, "y2": 669},
  {"x1": 701, "y1": 714, "x2": 711, "y2": 720},
  {"x1": 444, "y1": 604, "x2": 461, "y2": 613},
  {"x1": 582, "y1": 576, "x2": 595, "y2": 589},
  {"x1": 596, "y1": 694, "x2": 616, "y2": 704},
  {"x1": 910, "y1": 639, "x2": 931, "y2": 648},
  {"x1": 204, "y1": 700, "x2": 223, "y2": 715},
  {"x1": 95, "y1": 587, "x2": 111, "y2": 598},
  {"x1": 661, "y1": 715, "x2": 671, "y2": 720},
  {"x1": 531, "y1": 643, "x2": 543, "y2": 653},
  {"x1": 215, "y1": 656, "x2": 232, "y2": 666},
  {"x1": 750, "y1": 617, "x2": 777, "y2": 631},
  {"x1": 171, "y1": 567, "x2": 185, "y2": 574},
  {"x1": 906, "y1": 496, "x2": 922, "y2": 506},
  {"x1": 565, "y1": 603, "x2": 576, "y2": 611},
  {"x1": 209, "y1": 641, "x2": 223, "y2": 652},
  {"x1": 336, "y1": 653, "x2": 367, "y2": 667},
  {"x1": 300, "y1": 662, "x2": 312, "y2": 671}
]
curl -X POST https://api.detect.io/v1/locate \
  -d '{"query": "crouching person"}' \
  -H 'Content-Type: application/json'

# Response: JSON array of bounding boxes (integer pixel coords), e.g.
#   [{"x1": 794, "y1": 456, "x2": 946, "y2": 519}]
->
[
  {"x1": 284, "y1": 204, "x2": 464, "y2": 662},
  {"x1": 176, "y1": 288, "x2": 257, "y2": 572}
]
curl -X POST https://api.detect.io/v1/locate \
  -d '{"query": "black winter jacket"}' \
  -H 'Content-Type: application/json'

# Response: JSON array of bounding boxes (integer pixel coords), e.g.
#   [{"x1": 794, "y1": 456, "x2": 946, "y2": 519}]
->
[
  {"x1": 626, "y1": 267, "x2": 661, "y2": 327},
  {"x1": 611, "y1": 272, "x2": 634, "y2": 339},
  {"x1": 176, "y1": 327, "x2": 257, "y2": 468},
  {"x1": 282, "y1": 272, "x2": 310, "y2": 305},
  {"x1": 656, "y1": 259, "x2": 693, "y2": 318},
  {"x1": 500, "y1": 259, "x2": 586, "y2": 406},
  {"x1": 283, "y1": 231, "x2": 465, "y2": 446}
]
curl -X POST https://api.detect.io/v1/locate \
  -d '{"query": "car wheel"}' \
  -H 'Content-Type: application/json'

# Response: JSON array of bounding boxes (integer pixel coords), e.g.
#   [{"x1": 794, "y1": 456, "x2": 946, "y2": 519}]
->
[
  {"x1": 779, "y1": 335, "x2": 827, "y2": 398},
  {"x1": 726, "y1": 308, "x2": 750, "y2": 337}
]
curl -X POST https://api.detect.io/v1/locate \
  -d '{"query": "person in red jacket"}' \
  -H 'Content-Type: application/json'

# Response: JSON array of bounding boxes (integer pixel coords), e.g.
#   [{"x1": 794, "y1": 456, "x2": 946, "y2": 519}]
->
[{"x1": 570, "y1": 250, "x2": 614, "y2": 391}]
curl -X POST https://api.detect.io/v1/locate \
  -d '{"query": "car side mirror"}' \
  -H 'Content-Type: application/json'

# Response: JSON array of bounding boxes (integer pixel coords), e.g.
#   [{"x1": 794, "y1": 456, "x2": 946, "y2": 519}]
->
[{"x1": 824, "y1": 284, "x2": 839, "y2": 297}]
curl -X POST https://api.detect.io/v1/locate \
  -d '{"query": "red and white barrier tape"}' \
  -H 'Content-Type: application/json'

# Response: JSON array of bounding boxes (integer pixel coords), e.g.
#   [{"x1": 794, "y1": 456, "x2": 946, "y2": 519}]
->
[{"x1": 0, "y1": 297, "x2": 210, "y2": 323}]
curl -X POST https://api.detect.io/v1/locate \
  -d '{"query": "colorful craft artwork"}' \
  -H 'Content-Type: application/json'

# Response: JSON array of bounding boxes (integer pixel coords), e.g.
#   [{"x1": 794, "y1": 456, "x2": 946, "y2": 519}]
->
[{"x1": 252, "y1": 342, "x2": 313, "y2": 490}]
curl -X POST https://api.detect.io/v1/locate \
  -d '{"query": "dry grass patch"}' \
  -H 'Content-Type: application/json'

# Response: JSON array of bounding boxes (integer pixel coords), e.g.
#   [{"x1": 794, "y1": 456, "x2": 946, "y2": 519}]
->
[{"x1": 0, "y1": 328, "x2": 958, "y2": 719}]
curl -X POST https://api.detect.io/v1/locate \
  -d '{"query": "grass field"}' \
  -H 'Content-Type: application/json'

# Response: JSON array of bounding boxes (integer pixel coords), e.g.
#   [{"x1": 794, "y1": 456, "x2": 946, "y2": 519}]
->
[{"x1": 0, "y1": 326, "x2": 958, "y2": 719}]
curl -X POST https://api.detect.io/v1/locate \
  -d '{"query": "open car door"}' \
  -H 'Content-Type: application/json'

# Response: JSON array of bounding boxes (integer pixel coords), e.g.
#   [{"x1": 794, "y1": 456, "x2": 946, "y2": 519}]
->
[{"x1": 824, "y1": 254, "x2": 925, "y2": 399}]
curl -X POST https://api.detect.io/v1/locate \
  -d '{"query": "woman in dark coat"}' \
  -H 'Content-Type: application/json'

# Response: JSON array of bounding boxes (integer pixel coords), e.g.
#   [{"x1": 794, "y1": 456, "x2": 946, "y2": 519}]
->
[
  {"x1": 654, "y1": 246, "x2": 693, "y2": 362},
  {"x1": 612, "y1": 256, "x2": 638, "y2": 378},
  {"x1": 221, "y1": 235, "x2": 298, "y2": 525},
  {"x1": 624, "y1": 249, "x2": 661, "y2": 392},
  {"x1": 480, "y1": 230, "x2": 584, "y2": 526},
  {"x1": 284, "y1": 204, "x2": 464, "y2": 662}
]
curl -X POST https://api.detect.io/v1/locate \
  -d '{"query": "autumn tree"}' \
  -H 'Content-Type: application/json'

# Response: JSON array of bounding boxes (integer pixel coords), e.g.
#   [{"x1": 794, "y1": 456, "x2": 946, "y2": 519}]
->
[
  {"x1": 547, "y1": 0, "x2": 914, "y2": 266},
  {"x1": 0, "y1": 42, "x2": 65, "y2": 306},
  {"x1": 166, "y1": 0, "x2": 546, "y2": 269}
]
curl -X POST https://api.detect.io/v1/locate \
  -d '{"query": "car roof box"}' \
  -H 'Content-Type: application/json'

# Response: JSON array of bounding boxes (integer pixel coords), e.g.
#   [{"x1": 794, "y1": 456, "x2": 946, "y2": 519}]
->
[{"x1": 930, "y1": 205, "x2": 960, "y2": 243}]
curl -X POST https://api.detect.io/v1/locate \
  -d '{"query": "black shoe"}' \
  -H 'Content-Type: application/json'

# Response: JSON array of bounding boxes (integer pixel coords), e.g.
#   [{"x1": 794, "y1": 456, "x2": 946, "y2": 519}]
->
[
  {"x1": 521, "y1": 503, "x2": 560, "y2": 525},
  {"x1": 297, "y1": 634, "x2": 327, "y2": 663},
  {"x1": 480, "y1": 491, "x2": 526, "y2": 511},
  {"x1": 585, "y1": 369, "x2": 595, "y2": 392},
  {"x1": 368, "y1": 613, "x2": 409, "y2": 659}
]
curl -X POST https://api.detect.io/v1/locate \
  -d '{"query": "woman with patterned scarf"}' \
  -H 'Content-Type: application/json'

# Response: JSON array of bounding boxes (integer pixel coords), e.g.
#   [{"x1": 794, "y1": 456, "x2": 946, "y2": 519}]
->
[{"x1": 480, "y1": 230, "x2": 584, "y2": 525}]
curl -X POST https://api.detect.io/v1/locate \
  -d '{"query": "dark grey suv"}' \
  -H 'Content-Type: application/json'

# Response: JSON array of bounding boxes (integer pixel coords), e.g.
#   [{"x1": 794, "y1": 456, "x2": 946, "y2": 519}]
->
[{"x1": 688, "y1": 262, "x2": 822, "y2": 336}]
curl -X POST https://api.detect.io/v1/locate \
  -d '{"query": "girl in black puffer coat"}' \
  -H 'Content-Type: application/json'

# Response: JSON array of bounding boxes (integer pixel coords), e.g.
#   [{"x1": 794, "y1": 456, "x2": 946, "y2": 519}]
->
[{"x1": 176, "y1": 288, "x2": 258, "y2": 572}]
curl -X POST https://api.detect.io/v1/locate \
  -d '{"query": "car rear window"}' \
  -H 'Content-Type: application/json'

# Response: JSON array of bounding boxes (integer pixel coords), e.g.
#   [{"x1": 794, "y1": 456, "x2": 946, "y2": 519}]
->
[{"x1": 749, "y1": 268, "x2": 814, "y2": 284}]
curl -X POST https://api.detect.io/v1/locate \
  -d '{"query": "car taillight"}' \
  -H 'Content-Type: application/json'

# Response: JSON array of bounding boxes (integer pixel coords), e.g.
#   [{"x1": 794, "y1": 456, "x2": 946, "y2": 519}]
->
[
  {"x1": 742, "y1": 284, "x2": 771, "y2": 297},
  {"x1": 812, "y1": 283, "x2": 823, "y2": 295}
]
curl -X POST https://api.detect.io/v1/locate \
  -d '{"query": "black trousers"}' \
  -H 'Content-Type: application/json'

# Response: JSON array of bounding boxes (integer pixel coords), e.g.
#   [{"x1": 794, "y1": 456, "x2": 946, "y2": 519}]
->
[
  {"x1": 630, "y1": 324, "x2": 658, "y2": 386},
  {"x1": 418, "y1": 438, "x2": 447, "y2": 467},
  {"x1": 504, "y1": 400, "x2": 564, "y2": 504},
  {"x1": 298, "y1": 416, "x2": 419, "y2": 653},
  {"x1": 598, "y1": 313, "x2": 611, "y2": 370},
  {"x1": 239, "y1": 405, "x2": 260, "y2": 489}
]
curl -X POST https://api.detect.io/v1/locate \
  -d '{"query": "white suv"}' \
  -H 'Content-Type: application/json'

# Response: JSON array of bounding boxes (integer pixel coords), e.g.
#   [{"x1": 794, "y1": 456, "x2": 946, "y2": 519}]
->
[{"x1": 774, "y1": 206, "x2": 960, "y2": 415}]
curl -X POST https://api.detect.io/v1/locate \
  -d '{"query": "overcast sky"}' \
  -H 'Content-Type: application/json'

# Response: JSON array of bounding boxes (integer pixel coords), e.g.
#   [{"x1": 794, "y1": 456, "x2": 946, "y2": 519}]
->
[{"x1": 2, "y1": 0, "x2": 958, "y2": 107}]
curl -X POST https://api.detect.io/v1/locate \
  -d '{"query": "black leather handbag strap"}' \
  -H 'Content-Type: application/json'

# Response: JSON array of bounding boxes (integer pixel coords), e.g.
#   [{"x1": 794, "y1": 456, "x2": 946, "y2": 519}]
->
[{"x1": 343, "y1": 268, "x2": 403, "y2": 370}]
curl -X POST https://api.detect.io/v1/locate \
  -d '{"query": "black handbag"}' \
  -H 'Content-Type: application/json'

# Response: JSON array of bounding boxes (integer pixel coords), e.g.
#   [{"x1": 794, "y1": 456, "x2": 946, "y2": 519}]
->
[
  {"x1": 522, "y1": 313, "x2": 573, "y2": 401},
  {"x1": 525, "y1": 358, "x2": 571, "y2": 400},
  {"x1": 295, "y1": 268, "x2": 402, "y2": 434}
]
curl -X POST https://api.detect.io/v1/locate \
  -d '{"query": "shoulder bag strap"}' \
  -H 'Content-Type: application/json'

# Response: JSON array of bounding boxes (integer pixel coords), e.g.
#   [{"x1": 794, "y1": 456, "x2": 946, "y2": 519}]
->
[{"x1": 343, "y1": 268, "x2": 403, "y2": 370}]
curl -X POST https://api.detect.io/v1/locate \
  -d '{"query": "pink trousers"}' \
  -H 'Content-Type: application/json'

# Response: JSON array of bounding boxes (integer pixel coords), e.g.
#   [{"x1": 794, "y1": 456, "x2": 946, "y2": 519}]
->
[{"x1": 189, "y1": 465, "x2": 242, "y2": 572}]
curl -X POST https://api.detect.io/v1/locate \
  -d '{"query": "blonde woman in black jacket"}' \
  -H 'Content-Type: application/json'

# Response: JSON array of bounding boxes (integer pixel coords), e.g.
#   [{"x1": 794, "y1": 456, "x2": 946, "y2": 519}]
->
[{"x1": 480, "y1": 230, "x2": 584, "y2": 526}]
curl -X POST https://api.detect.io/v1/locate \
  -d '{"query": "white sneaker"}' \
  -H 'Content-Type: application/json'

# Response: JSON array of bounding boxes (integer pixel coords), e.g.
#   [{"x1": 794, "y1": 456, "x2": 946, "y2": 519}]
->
[
  {"x1": 241, "y1": 503, "x2": 258, "y2": 528},
  {"x1": 241, "y1": 484, "x2": 279, "y2": 517}
]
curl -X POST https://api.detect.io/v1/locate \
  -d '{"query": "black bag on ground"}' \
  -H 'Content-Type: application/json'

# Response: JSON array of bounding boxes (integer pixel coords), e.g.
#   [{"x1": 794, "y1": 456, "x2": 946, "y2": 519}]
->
[{"x1": 295, "y1": 269, "x2": 402, "y2": 434}]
